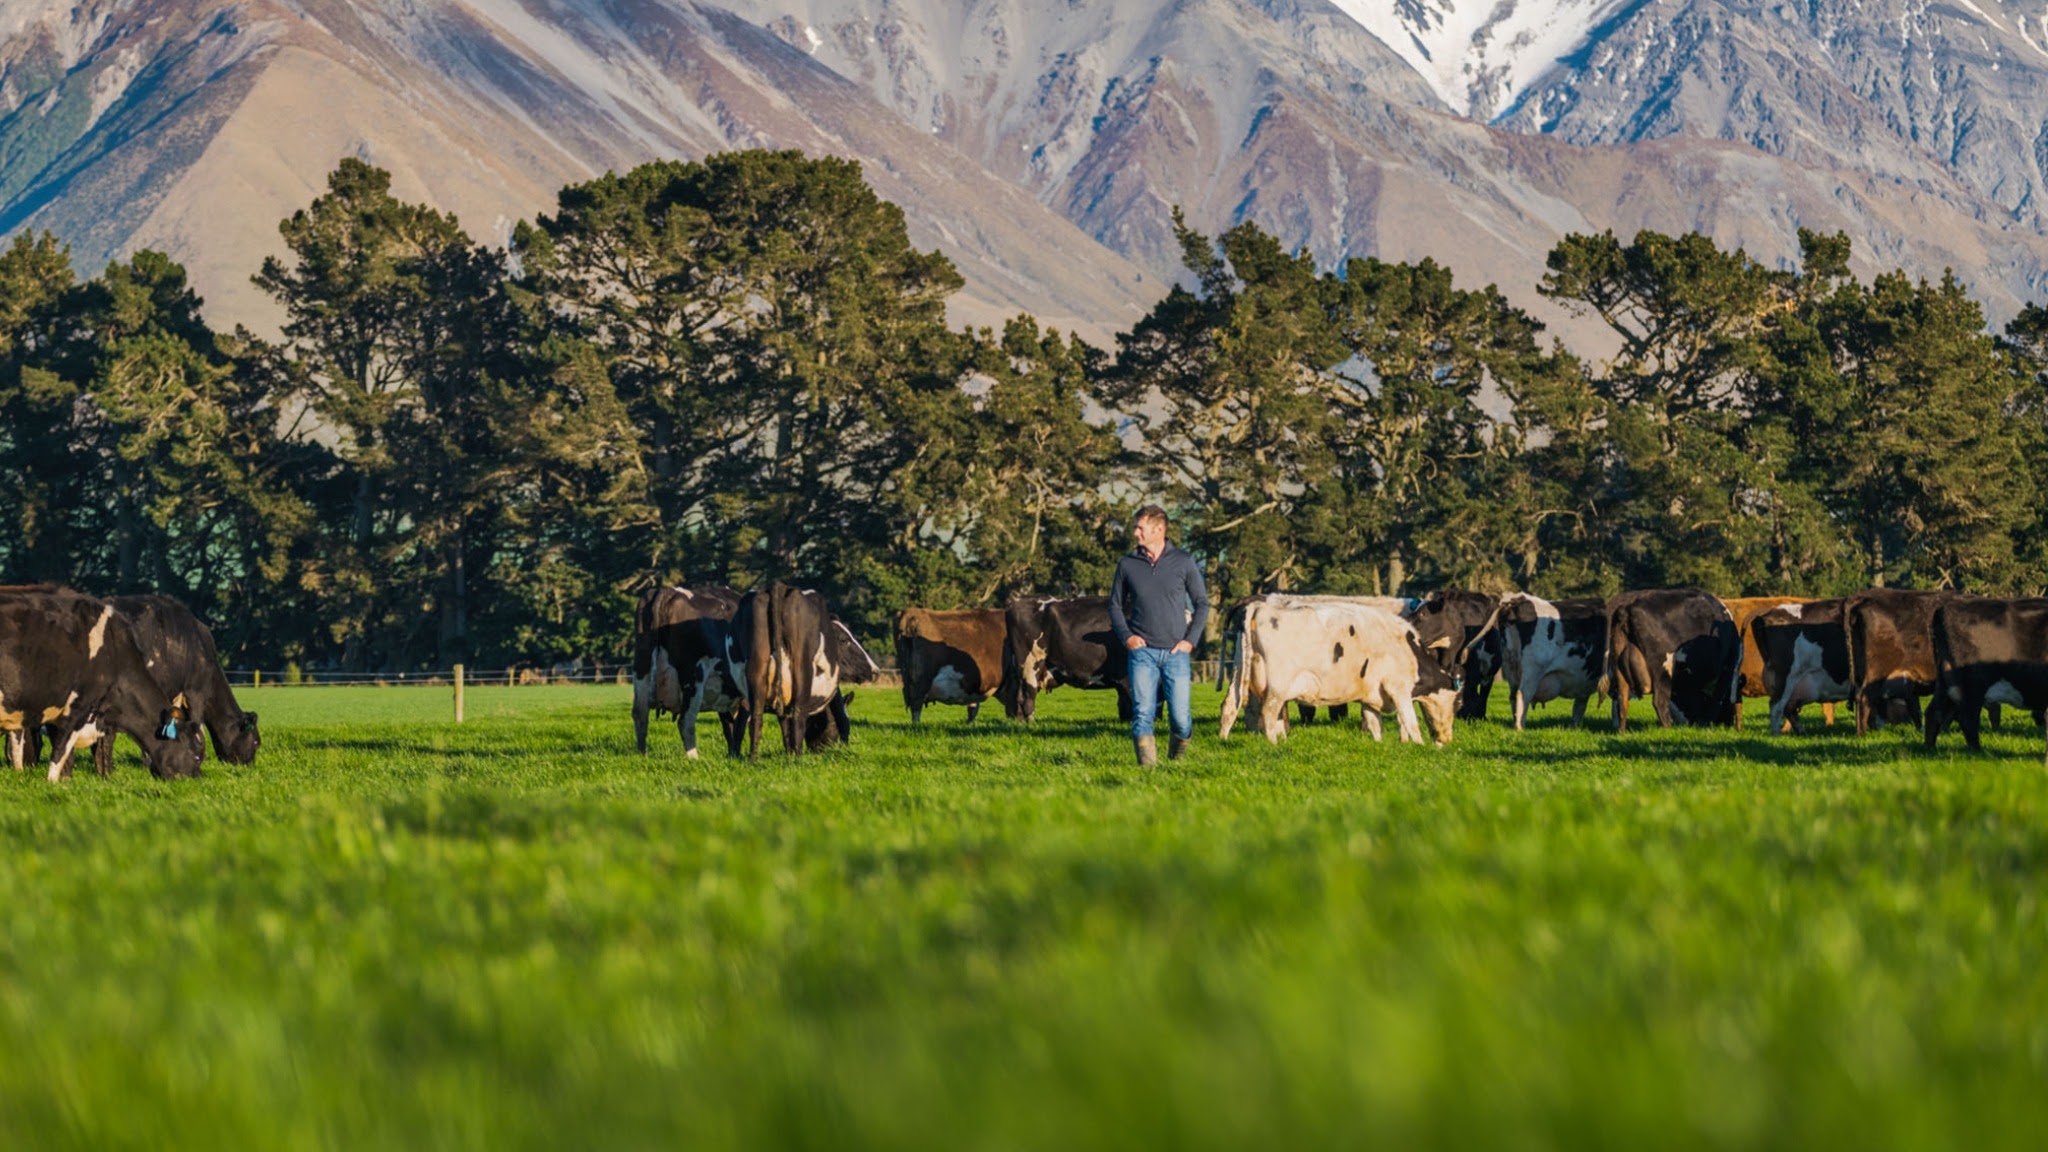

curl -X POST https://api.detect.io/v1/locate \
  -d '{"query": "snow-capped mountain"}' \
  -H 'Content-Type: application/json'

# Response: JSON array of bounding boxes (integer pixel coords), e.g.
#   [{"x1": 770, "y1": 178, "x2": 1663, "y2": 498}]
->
[
  {"x1": 1328, "y1": 0, "x2": 1632, "y2": 120},
  {"x1": 10, "y1": 0, "x2": 2048, "y2": 345}
]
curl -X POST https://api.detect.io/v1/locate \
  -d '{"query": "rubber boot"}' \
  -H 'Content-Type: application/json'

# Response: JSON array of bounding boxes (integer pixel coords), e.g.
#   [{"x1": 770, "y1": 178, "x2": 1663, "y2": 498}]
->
[
  {"x1": 1134, "y1": 735, "x2": 1158, "y2": 766},
  {"x1": 1168, "y1": 735, "x2": 1189, "y2": 760}
]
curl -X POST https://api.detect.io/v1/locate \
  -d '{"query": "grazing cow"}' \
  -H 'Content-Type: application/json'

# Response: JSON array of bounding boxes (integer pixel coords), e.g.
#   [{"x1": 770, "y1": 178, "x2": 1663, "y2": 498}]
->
[
  {"x1": 630, "y1": 584, "x2": 743, "y2": 756},
  {"x1": 1843, "y1": 588, "x2": 1957, "y2": 734},
  {"x1": 1721, "y1": 596, "x2": 1836, "y2": 730},
  {"x1": 727, "y1": 583, "x2": 880, "y2": 756},
  {"x1": 1218, "y1": 598, "x2": 1459, "y2": 744},
  {"x1": 1604, "y1": 589, "x2": 1741, "y2": 731},
  {"x1": 1407, "y1": 590, "x2": 1503, "y2": 719},
  {"x1": 1466, "y1": 593, "x2": 1606, "y2": 730},
  {"x1": 894, "y1": 607, "x2": 1007, "y2": 724},
  {"x1": 1925, "y1": 598, "x2": 2048, "y2": 761},
  {"x1": 997, "y1": 596, "x2": 1132, "y2": 723},
  {"x1": 0, "y1": 589, "x2": 205, "y2": 780},
  {"x1": 1750, "y1": 599, "x2": 1853, "y2": 735},
  {"x1": 83, "y1": 595, "x2": 259, "y2": 775}
]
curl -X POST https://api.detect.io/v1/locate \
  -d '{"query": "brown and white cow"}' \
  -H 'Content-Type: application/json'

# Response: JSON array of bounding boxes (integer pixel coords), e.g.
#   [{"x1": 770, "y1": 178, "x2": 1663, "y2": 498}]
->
[
  {"x1": 1218, "y1": 598, "x2": 1459, "y2": 745},
  {"x1": 997, "y1": 596, "x2": 1132, "y2": 723},
  {"x1": 1721, "y1": 596, "x2": 1835, "y2": 730},
  {"x1": 631, "y1": 584, "x2": 745, "y2": 757},
  {"x1": 1925, "y1": 598, "x2": 2048, "y2": 761},
  {"x1": 894, "y1": 607, "x2": 1007, "y2": 724},
  {"x1": 1748, "y1": 599, "x2": 1851, "y2": 735},
  {"x1": 1604, "y1": 589, "x2": 1742, "y2": 731},
  {"x1": 1843, "y1": 588, "x2": 1957, "y2": 734},
  {"x1": 1466, "y1": 593, "x2": 1607, "y2": 730},
  {"x1": 0, "y1": 588, "x2": 205, "y2": 780},
  {"x1": 727, "y1": 583, "x2": 880, "y2": 756}
]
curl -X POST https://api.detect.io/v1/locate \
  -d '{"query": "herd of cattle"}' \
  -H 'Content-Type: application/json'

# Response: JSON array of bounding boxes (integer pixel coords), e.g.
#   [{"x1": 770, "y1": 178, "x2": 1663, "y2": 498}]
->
[
  {"x1": 638, "y1": 581, "x2": 2048, "y2": 764},
  {"x1": 0, "y1": 585, "x2": 259, "y2": 780},
  {"x1": 3, "y1": 577, "x2": 2040, "y2": 781}
]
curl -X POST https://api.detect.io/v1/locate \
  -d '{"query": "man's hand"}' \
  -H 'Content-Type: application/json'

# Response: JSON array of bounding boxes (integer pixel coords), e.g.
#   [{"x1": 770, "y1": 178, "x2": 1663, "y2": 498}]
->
[
  {"x1": 1125, "y1": 636, "x2": 1145, "y2": 651},
  {"x1": 1170, "y1": 640, "x2": 1194, "y2": 655}
]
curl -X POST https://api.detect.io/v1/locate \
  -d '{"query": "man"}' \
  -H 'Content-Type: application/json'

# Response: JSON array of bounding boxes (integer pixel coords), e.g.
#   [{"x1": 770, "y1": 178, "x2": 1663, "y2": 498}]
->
[{"x1": 1108, "y1": 505, "x2": 1210, "y2": 764}]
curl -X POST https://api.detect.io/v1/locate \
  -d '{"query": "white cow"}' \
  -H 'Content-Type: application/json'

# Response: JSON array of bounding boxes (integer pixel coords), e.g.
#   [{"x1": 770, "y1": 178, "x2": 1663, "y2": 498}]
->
[{"x1": 1219, "y1": 599, "x2": 1458, "y2": 745}]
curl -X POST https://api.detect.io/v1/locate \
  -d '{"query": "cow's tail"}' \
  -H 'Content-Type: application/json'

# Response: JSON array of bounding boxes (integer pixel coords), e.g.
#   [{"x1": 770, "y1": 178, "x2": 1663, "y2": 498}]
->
[
  {"x1": 1221, "y1": 605, "x2": 1256, "y2": 728},
  {"x1": 631, "y1": 586, "x2": 661, "y2": 681},
  {"x1": 1844, "y1": 595, "x2": 1869, "y2": 733},
  {"x1": 1461, "y1": 599, "x2": 1509, "y2": 671},
  {"x1": 893, "y1": 611, "x2": 916, "y2": 708}
]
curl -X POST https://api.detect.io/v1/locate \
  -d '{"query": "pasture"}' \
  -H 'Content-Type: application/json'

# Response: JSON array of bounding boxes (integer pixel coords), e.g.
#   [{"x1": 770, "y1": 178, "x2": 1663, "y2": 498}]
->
[{"x1": 2, "y1": 684, "x2": 2045, "y2": 1149}]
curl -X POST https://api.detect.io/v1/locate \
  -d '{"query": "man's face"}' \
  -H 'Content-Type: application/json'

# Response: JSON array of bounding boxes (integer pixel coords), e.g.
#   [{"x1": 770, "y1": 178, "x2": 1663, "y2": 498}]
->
[{"x1": 1132, "y1": 516, "x2": 1166, "y2": 556}]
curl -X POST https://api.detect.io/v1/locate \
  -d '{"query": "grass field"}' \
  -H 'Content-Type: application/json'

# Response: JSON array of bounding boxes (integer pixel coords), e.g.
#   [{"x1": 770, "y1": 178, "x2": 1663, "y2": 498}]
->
[{"x1": 2, "y1": 683, "x2": 2045, "y2": 1150}]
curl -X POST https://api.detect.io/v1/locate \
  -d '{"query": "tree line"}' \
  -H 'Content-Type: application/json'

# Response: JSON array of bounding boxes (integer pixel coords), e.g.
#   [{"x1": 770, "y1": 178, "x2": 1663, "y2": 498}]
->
[{"x1": 3, "y1": 150, "x2": 2046, "y2": 670}]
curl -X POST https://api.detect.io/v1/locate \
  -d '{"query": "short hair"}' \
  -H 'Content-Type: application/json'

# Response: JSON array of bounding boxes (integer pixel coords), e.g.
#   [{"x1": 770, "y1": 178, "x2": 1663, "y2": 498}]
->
[{"x1": 1135, "y1": 504, "x2": 1169, "y2": 527}]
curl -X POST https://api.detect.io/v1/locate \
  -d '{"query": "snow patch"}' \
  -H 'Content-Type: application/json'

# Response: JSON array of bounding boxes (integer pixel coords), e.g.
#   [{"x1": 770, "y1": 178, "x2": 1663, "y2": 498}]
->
[{"x1": 1330, "y1": 0, "x2": 1632, "y2": 120}]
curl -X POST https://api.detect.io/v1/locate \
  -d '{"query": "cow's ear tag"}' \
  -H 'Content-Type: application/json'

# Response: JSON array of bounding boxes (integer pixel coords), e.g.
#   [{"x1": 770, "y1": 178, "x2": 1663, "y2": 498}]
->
[{"x1": 160, "y1": 719, "x2": 178, "y2": 739}]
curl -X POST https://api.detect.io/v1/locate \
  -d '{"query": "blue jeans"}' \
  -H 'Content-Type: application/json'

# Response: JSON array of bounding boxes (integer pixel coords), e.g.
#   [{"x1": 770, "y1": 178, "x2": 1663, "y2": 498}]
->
[{"x1": 1128, "y1": 646, "x2": 1193, "y2": 742}]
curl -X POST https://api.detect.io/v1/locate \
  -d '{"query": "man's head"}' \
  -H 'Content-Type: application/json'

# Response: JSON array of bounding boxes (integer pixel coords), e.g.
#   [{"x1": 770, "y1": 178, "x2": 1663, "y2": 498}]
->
[{"x1": 1132, "y1": 505, "x2": 1169, "y2": 557}]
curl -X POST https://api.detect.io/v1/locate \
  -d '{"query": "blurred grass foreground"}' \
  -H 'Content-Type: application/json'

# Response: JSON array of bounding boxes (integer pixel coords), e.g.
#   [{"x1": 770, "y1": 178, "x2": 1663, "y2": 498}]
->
[{"x1": 1, "y1": 684, "x2": 2044, "y2": 1150}]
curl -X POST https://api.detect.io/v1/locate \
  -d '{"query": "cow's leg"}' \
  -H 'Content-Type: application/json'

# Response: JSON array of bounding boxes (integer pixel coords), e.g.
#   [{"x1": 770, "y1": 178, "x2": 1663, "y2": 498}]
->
[
  {"x1": 1820, "y1": 702, "x2": 1836, "y2": 726},
  {"x1": 1361, "y1": 708, "x2": 1384, "y2": 742},
  {"x1": 721, "y1": 709, "x2": 745, "y2": 757},
  {"x1": 1988, "y1": 703, "x2": 2004, "y2": 730},
  {"x1": 1296, "y1": 703, "x2": 1317, "y2": 724},
  {"x1": 1512, "y1": 685, "x2": 1529, "y2": 731},
  {"x1": 680, "y1": 705, "x2": 702, "y2": 760},
  {"x1": 1258, "y1": 696, "x2": 1287, "y2": 745},
  {"x1": 1116, "y1": 686, "x2": 1135, "y2": 723},
  {"x1": 92, "y1": 733, "x2": 115, "y2": 777},
  {"x1": 1219, "y1": 683, "x2": 1241, "y2": 740},
  {"x1": 964, "y1": 701, "x2": 979, "y2": 723},
  {"x1": 1650, "y1": 673, "x2": 1676, "y2": 728},
  {"x1": 1570, "y1": 694, "x2": 1589, "y2": 727},
  {"x1": 746, "y1": 703, "x2": 765, "y2": 759},
  {"x1": 1769, "y1": 691, "x2": 1791, "y2": 737},
  {"x1": 1613, "y1": 671, "x2": 1631, "y2": 734},
  {"x1": 1392, "y1": 694, "x2": 1424, "y2": 745},
  {"x1": 1854, "y1": 689, "x2": 1872, "y2": 736},
  {"x1": 1959, "y1": 700, "x2": 1985, "y2": 752},
  {"x1": 1331, "y1": 704, "x2": 1351, "y2": 723},
  {"x1": 5, "y1": 728, "x2": 23, "y2": 771},
  {"x1": 632, "y1": 678, "x2": 653, "y2": 754}
]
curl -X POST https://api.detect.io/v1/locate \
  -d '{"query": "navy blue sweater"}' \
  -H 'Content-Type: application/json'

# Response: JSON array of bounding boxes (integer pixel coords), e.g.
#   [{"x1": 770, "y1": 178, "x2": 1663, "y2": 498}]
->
[{"x1": 1108, "y1": 544, "x2": 1210, "y2": 649}]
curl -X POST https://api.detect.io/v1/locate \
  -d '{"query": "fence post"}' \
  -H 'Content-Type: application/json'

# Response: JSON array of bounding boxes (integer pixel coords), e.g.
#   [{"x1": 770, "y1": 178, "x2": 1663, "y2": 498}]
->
[
  {"x1": 253, "y1": 669, "x2": 260, "y2": 689},
  {"x1": 454, "y1": 663, "x2": 465, "y2": 724}
]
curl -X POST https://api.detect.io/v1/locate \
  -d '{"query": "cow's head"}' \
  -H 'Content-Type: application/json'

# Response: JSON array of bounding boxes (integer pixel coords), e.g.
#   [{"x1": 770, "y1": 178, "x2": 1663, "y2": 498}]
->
[
  {"x1": 217, "y1": 710, "x2": 261, "y2": 765},
  {"x1": 1408, "y1": 633, "x2": 1462, "y2": 745},
  {"x1": 145, "y1": 707, "x2": 205, "y2": 779}
]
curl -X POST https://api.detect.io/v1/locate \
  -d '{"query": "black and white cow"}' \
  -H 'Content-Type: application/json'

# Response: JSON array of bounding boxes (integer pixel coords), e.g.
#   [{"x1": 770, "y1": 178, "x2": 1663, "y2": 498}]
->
[
  {"x1": 1604, "y1": 589, "x2": 1742, "y2": 730},
  {"x1": 1218, "y1": 598, "x2": 1459, "y2": 744},
  {"x1": 1751, "y1": 599, "x2": 1852, "y2": 735},
  {"x1": 1406, "y1": 590, "x2": 1504, "y2": 719},
  {"x1": 997, "y1": 596, "x2": 1132, "y2": 723},
  {"x1": 1925, "y1": 598, "x2": 2048, "y2": 762},
  {"x1": 727, "y1": 583, "x2": 879, "y2": 756},
  {"x1": 86, "y1": 595, "x2": 259, "y2": 774},
  {"x1": 0, "y1": 588, "x2": 205, "y2": 780},
  {"x1": 1465, "y1": 593, "x2": 1607, "y2": 730},
  {"x1": 630, "y1": 584, "x2": 743, "y2": 757}
]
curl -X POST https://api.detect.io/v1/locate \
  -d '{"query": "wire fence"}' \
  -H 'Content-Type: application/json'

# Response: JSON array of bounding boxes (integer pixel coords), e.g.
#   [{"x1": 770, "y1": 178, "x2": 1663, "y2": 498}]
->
[{"x1": 228, "y1": 660, "x2": 1229, "y2": 690}]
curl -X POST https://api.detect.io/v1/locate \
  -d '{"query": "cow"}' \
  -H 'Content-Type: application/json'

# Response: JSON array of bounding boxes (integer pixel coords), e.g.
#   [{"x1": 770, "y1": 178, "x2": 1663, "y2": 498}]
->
[
  {"x1": 1750, "y1": 599, "x2": 1853, "y2": 735},
  {"x1": 1925, "y1": 598, "x2": 2048, "y2": 762},
  {"x1": 76, "y1": 595, "x2": 259, "y2": 775},
  {"x1": 997, "y1": 596, "x2": 1132, "y2": 723},
  {"x1": 1406, "y1": 590, "x2": 1503, "y2": 719},
  {"x1": 1843, "y1": 588, "x2": 1957, "y2": 734},
  {"x1": 894, "y1": 607, "x2": 1007, "y2": 724},
  {"x1": 1217, "y1": 598, "x2": 1459, "y2": 745},
  {"x1": 727, "y1": 583, "x2": 880, "y2": 756},
  {"x1": 1465, "y1": 593, "x2": 1606, "y2": 730},
  {"x1": 1216, "y1": 594, "x2": 1421, "y2": 726},
  {"x1": 1721, "y1": 596, "x2": 1835, "y2": 730},
  {"x1": 630, "y1": 584, "x2": 743, "y2": 756},
  {"x1": 1604, "y1": 589, "x2": 1742, "y2": 731},
  {"x1": 0, "y1": 588, "x2": 205, "y2": 780}
]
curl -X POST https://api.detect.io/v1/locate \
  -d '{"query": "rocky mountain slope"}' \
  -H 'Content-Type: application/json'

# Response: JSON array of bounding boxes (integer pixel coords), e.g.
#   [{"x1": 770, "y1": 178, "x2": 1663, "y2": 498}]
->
[{"x1": 7, "y1": 0, "x2": 2048, "y2": 348}]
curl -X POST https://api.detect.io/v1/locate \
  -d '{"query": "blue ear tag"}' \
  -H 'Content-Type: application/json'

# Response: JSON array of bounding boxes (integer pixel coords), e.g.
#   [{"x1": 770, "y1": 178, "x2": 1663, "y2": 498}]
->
[{"x1": 160, "y1": 719, "x2": 178, "y2": 739}]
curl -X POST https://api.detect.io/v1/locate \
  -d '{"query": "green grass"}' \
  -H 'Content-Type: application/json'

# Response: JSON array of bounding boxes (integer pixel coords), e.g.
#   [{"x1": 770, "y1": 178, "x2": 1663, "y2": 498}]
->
[{"x1": 2, "y1": 685, "x2": 2045, "y2": 1150}]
